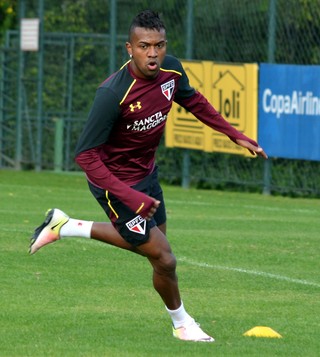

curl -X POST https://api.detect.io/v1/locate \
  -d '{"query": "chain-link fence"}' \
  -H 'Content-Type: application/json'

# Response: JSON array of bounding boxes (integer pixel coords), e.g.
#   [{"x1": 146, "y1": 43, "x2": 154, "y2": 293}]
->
[{"x1": 1, "y1": 0, "x2": 320, "y2": 196}]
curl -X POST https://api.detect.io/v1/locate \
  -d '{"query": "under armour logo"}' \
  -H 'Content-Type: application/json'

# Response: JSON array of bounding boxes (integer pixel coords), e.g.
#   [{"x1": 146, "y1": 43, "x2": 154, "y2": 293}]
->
[{"x1": 129, "y1": 102, "x2": 142, "y2": 112}]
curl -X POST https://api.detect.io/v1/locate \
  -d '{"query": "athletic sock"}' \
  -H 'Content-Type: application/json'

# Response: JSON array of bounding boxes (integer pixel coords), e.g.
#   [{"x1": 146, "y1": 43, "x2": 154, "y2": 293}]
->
[
  {"x1": 165, "y1": 302, "x2": 194, "y2": 329},
  {"x1": 60, "y1": 218, "x2": 93, "y2": 238}
]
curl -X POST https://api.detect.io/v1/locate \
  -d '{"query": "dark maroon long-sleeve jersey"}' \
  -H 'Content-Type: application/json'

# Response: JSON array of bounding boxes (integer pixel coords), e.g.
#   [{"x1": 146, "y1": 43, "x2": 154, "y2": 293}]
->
[{"x1": 75, "y1": 55, "x2": 257, "y2": 218}]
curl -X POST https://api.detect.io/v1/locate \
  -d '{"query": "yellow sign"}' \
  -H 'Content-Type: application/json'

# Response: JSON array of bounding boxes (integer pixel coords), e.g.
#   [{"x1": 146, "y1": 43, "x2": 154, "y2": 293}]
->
[{"x1": 166, "y1": 61, "x2": 258, "y2": 156}]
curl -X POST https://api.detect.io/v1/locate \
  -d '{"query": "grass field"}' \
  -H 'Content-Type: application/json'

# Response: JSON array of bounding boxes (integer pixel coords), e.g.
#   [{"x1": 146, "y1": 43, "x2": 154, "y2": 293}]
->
[{"x1": 1, "y1": 170, "x2": 319, "y2": 357}]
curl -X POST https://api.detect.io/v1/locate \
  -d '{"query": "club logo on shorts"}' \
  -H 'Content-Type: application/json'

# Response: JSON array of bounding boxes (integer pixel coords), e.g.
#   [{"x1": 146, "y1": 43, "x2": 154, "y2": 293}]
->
[
  {"x1": 126, "y1": 215, "x2": 146, "y2": 235},
  {"x1": 161, "y1": 80, "x2": 175, "y2": 101}
]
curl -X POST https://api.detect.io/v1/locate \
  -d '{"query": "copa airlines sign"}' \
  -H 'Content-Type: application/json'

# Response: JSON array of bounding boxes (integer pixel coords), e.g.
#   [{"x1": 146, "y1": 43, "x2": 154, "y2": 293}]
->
[
  {"x1": 258, "y1": 63, "x2": 320, "y2": 161},
  {"x1": 262, "y1": 89, "x2": 320, "y2": 119}
]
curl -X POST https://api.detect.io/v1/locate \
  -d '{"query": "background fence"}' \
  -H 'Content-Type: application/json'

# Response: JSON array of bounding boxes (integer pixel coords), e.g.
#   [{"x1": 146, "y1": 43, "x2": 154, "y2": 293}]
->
[{"x1": 1, "y1": 0, "x2": 320, "y2": 196}]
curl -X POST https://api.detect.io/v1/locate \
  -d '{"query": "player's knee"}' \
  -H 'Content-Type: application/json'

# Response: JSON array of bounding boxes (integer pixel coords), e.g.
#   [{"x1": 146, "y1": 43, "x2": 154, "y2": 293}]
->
[{"x1": 157, "y1": 252, "x2": 177, "y2": 275}]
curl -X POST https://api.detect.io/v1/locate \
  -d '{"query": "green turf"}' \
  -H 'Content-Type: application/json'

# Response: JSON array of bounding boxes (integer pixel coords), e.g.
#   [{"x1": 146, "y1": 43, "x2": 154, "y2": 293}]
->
[{"x1": 0, "y1": 170, "x2": 319, "y2": 356}]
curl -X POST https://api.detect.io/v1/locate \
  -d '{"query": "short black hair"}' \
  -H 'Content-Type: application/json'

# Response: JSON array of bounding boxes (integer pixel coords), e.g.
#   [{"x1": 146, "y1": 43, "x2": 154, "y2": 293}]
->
[{"x1": 128, "y1": 10, "x2": 166, "y2": 40}]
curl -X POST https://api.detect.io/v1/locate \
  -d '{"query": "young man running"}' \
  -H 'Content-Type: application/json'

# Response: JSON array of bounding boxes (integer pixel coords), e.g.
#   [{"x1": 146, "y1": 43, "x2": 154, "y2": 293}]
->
[{"x1": 30, "y1": 10, "x2": 267, "y2": 342}]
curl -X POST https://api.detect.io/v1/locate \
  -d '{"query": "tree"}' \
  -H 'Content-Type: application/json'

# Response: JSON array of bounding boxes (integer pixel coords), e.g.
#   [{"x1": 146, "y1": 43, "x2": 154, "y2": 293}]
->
[{"x1": 0, "y1": 0, "x2": 17, "y2": 45}]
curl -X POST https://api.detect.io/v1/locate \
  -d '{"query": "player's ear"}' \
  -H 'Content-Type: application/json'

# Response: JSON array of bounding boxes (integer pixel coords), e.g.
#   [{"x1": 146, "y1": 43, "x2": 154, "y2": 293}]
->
[{"x1": 126, "y1": 42, "x2": 132, "y2": 58}]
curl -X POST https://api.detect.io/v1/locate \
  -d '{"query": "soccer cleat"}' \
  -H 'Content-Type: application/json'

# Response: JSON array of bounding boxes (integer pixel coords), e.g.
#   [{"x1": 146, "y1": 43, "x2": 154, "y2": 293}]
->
[
  {"x1": 29, "y1": 208, "x2": 69, "y2": 255},
  {"x1": 172, "y1": 319, "x2": 215, "y2": 342}
]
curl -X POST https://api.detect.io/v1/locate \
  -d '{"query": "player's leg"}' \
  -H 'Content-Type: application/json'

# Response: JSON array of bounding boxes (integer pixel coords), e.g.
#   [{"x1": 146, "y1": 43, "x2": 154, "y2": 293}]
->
[
  {"x1": 157, "y1": 222, "x2": 166, "y2": 235},
  {"x1": 137, "y1": 225, "x2": 180, "y2": 309},
  {"x1": 92, "y1": 170, "x2": 213, "y2": 341},
  {"x1": 29, "y1": 208, "x2": 214, "y2": 341},
  {"x1": 135, "y1": 225, "x2": 214, "y2": 342},
  {"x1": 29, "y1": 176, "x2": 150, "y2": 255},
  {"x1": 29, "y1": 207, "x2": 142, "y2": 254},
  {"x1": 90, "y1": 221, "x2": 141, "y2": 253}
]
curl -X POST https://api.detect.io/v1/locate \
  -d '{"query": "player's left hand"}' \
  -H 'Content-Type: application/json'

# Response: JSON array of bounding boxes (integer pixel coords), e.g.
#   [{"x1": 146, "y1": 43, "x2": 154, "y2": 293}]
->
[{"x1": 236, "y1": 139, "x2": 268, "y2": 159}]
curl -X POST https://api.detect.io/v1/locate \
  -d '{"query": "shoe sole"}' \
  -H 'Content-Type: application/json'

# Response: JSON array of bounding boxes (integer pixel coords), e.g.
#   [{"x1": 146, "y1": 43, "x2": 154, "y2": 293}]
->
[{"x1": 29, "y1": 209, "x2": 55, "y2": 254}]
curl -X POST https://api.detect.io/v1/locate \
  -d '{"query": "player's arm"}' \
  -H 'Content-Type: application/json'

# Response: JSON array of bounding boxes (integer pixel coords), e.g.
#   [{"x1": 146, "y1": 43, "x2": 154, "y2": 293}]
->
[
  {"x1": 75, "y1": 148, "x2": 158, "y2": 219},
  {"x1": 176, "y1": 90, "x2": 267, "y2": 159},
  {"x1": 75, "y1": 88, "x2": 157, "y2": 219},
  {"x1": 170, "y1": 57, "x2": 267, "y2": 158},
  {"x1": 75, "y1": 87, "x2": 119, "y2": 153}
]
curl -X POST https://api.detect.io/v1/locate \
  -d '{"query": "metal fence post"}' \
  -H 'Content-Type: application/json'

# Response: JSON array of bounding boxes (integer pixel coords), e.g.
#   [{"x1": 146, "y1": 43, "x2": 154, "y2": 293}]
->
[
  {"x1": 35, "y1": 0, "x2": 44, "y2": 171},
  {"x1": 268, "y1": 0, "x2": 277, "y2": 63},
  {"x1": 182, "y1": 0, "x2": 194, "y2": 189},
  {"x1": 263, "y1": 159, "x2": 272, "y2": 195},
  {"x1": 0, "y1": 48, "x2": 4, "y2": 168},
  {"x1": 15, "y1": 0, "x2": 26, "y2": 170},
  {"x1": 109, "y1": 0, "x2": 117, "y2": 75},
  {"x1": 182, "y1": 149, "x2": 191, "y2": 189},
  {"x1": 65, "y1": 36, "x2": 75, "y2": 170},
  {"x1": 263, "y1": 0, "x2": 277, "y2": 195},
  {"x1": 54, "y1": 118, "x2": 64, "y2": 172}
]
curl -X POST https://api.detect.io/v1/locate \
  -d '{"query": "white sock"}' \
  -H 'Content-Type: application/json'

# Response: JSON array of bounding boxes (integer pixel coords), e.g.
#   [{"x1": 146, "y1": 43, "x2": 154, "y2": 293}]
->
[
  {"x1": 165, "y1": 302, "x2": 193, "y2": 329},
  {"x1": 60, "y1": 218, "x2": 93, "y2": 238}
]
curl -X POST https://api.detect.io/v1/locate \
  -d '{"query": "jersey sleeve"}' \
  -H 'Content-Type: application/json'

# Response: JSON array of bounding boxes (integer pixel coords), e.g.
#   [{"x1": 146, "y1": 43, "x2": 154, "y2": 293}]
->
[
  {"x1": 74, "y1": 87, "x2": 120, "y2": 155},
  {"x1": 175, "y1": 90, "x2": 258, "y2": 146},
  {"x1": 75, "y1": 148, "x2": 156, "y2": 218},
  {"x1": 173, "y1": 60, "x2": 196, "y2": 100},
  {"x1": 161, "y1": 55, "x2": 196, "y2": 99},
  {"x1": 170, "y1": 57, "x2": 258, "y2": 146}
]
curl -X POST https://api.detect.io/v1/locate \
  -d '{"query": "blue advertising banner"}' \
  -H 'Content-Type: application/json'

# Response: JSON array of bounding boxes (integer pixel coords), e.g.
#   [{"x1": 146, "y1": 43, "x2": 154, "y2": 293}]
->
[{"x1": 258, "y1": 63, "x2": 320, "y2": 161}]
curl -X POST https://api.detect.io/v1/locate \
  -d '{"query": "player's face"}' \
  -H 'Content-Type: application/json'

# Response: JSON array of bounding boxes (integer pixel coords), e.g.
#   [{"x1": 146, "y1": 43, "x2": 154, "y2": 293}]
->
[{"x1": 126, "y1": 27, "x2": 167, "y2": 79}]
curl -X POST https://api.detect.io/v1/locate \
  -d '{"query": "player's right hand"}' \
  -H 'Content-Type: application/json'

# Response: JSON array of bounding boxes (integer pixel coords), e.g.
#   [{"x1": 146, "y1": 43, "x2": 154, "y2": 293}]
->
[{"x1": 145, "y1": 199, "x2": 160, "y2": 221}]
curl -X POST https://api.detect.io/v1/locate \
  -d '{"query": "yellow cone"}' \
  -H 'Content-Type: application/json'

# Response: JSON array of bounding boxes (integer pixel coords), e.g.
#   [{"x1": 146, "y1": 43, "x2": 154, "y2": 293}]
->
[{"x1": 243, "y1": 326, "x2": 282, "y2": 338}]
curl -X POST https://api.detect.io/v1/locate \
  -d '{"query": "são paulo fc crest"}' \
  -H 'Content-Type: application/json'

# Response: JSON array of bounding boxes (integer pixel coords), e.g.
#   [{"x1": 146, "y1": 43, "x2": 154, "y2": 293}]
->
[
  {"x1": 161, "y1": 80, "x2": 175, "y2": 101},
  {"x1": 126, "y1": 215, "x2": 146, "y2": 235}
]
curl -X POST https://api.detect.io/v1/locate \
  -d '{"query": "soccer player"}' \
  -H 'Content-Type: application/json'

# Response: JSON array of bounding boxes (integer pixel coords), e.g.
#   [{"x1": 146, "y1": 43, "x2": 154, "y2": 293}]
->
[{"x1": 30, "y1": 10, "x2": 267, "y2": 342}]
